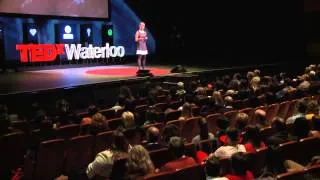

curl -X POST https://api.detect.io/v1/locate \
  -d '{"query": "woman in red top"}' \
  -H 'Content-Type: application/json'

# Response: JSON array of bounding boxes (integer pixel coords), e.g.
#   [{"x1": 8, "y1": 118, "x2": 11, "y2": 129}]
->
[{"x1": 243, "y1": 125, "x2": 266, "y2": 153}]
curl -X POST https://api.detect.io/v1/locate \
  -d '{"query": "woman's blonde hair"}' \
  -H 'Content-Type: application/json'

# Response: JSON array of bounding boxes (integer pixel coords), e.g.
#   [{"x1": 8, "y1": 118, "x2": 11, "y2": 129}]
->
[
  {"x1": 121, "y1": 111, "x2": 135, "y2": 129},
  {"x1": 127, "y1": 145, "x2": 155, "y2": 175},
  {"x1": 181, "y1": 102, "x2": 192, "y2": 119}
]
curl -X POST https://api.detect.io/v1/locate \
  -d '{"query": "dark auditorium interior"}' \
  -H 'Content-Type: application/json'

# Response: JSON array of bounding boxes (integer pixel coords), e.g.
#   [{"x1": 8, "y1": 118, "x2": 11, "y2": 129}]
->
[{"x1": 1, "y1": 0, "x2": 320, "y2": 180}]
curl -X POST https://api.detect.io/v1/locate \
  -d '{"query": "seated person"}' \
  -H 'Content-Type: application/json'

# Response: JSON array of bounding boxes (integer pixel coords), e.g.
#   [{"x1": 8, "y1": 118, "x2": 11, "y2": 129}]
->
[
  {"x1": 266, "y1": 117, "x2": 289, "y2": 147},
  {"x1": 224, "y1": 152, "x2": 254, "y2": 180},
  {"x1": 235, "y1": 113, "x2": 249, "y2": 133},
  {"x1": 243, "y1": 125, "x2": 266, "y2": 153},
  {"x1": 290, "y1": 117, "x2": 311, "y2": 140},
  {"x1": 142, "y1": 126, "x2": 164, "y2": 151},
  {"x1": 213, "y1": 128, "x2": 246, "y2": 159},
  {"x1": 126, "y1": 145, "x2": 155, "y2": 179},
  {"x1": 90, "y1": 113, "x2": 108, "y2": 135},
  {"x1": 255, "y1": 109, "x2": 269, "y2": 128},
  {"x1": 86, "y1": 130, "x2": 129, "y2": 179},
  {"x1": 161, "y1": 136, "x2": 197, "y2": 172},
  {"x1": 215, "y1": 116, "x2": 230, "y2": 146},
  {"x1": 205, "y1": 155, "x2": 228, "y2": 180}
]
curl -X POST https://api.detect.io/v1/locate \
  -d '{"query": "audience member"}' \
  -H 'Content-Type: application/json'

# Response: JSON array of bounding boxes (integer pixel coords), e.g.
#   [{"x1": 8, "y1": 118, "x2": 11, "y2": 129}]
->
[
  {"x1": 243, "y1": 125, "x2": 266, "y2": 153},
  {"x1": 142, "y1": 126, "x2": 164, "y2": 151},
  {"x1": 213, "y1": 129, "x2": 246, "y2": 159},
  {"x1": 87, "y1": 130, "x2": 129, "y2": 179},
  {"x1": 286, "y1": 100, "x2": 307, "y2": 124},
  {"x1": 224, "y1": 152, "x2": 254, "y2": 180},
  {"x1": 205, "y1": 155, "x2": 228, "y2": 180},
  {"x1": 161, "y1": 137, "x2": 196, "y2": 172}
]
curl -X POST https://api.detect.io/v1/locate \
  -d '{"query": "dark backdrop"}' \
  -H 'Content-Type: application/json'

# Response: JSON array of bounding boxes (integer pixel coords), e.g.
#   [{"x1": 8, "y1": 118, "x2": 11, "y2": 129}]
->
[{"x1": 127, "y1": 0, "x2": 305, "y2": 67}]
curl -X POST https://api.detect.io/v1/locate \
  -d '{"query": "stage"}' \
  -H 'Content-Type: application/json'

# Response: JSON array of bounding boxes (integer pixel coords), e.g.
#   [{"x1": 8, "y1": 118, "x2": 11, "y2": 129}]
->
[{"x1": 0, "y1": 64, "x2": 207, "y2": 95}]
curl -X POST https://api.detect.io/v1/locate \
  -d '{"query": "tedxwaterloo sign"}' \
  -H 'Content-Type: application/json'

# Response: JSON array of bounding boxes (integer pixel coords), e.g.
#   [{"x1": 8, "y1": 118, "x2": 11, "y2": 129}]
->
[{"x1": 16, "y1": 43, "x2": 125, "y2": 62}]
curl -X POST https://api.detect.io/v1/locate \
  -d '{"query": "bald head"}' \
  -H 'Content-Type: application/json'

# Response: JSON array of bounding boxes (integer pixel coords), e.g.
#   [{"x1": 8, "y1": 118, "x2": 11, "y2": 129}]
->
[{"x1": 147, "y1": 126, "x2": 160, "y2": 143}]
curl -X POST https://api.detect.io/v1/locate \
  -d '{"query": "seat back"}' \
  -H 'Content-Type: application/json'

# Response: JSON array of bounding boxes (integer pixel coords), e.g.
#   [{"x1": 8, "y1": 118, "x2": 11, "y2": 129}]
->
[
  {"x1": 181, "y1": 117, "x2": 201, "y2": 142},
  {"x1": 305, "y1": 164, "x2": 320, "y2": 179},
  {"x1": 94, "y1": 130, "x2": 114, "y2": 157},
  {"x1": 219, "y1": 158, "x2": 232, "y2": 175},
  {"x1": 107, "y1": 117, "x2": 123, "y2": 130},
  {"x1": 276, "y1": 169, "x2": 305, "y2": 180},
  {"x1": 277, "y1": 141, "x2": 300, "y2": 165},
  {"x1": 154, "y1": 103, "x2": 168, "y2": 112},
  {"x1": 109, "y1": 158, "x2": 128, "y2": 180},
  {"x1": 223, "y1": 110, "x2": 238, "y2": 125},
  {"x1": 65, "y1": 135, "x2": 94, "y2": 175},
  {"x1": 247, "y1": 147, "x2": 268, "y2": 177},
  {"x1": 55, "y1": 124, "x2": 80, "y2": 139},
  {"x1": 277, "y1": 101, "x2": 290, "y2": 119},
  {"x1": 285, "y1": 100, "x2": 298, "y2": 119},
  {"x1": 143, "y1": 171, "x2": 173, "y2": 180},
  {"x1": 149, "y1": 148, "x2": 173, "y2": 168},
  {"x1": 298, "y1": 137, "x2": 320, "y2": 165},
  {"x1": 206, "y1": 113, "x2": 221, "y2": 134},
  {"x1": 171, "y1": 164, "x2": 203, "y2": 180},
  {"x1": 169, "y1": 100, "x2": 183, "y2": 110},
  {"x1": 259, "y1": 126, "x2": 274, "y2": 141},
  {"x1": 34, "y1": 139, "x2": 65, "y2": 180},
  {"x1": 99, "y1": 108, "x2": 123, "y2": 119},
  {"x1": 0, "y1": 132, "x2": 27, "y2": 176},
  {"x1": 165, "y1": 110, "x2": 181, "y2": 122},
  {"x1": 265, "y1": 103, "x2": 280, "y2": 122}
]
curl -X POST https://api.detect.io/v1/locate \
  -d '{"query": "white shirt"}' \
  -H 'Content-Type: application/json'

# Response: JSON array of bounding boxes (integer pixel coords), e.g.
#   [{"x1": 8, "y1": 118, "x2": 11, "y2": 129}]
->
[
  {"x1": 213, "y1": 145, "x2": 246, "y2": 159},
  {"x1": 86, "y1": 150, "x2": 114, "y2": 179}
]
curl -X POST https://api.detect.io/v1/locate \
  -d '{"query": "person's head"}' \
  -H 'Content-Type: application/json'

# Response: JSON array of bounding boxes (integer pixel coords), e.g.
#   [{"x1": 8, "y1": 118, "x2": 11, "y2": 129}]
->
[
  {"x1": 88, "y1": 105, "x2": 99, "y2": 117},
  {"x1": 306, "y1": 100, "x2": 319, "y2": 114},
  {"x1": 161, "y1": 124, "x2": 180, "y2": 143},
  {"x1": 296, "y1": 100, "x2": 308, "y2": 114},
  {"x1": 112, "y1": 129, "x2": 128, "y2": 152},
  {"x1": 198, "y1": 117, "x2": 209, "y2": 140},
  {"x1": 255, "y1": 109, "x2": 268, "y2": 126},
  {"x1": 292, "y1": 117, "x2": 310, "y2": 139},
  {"x1": 205, "y1": 155, "x2": 221, "y2": 178},
  {"x1": 146, "y1": 126, "x2": 160, "y2": 143},
  {"x1": 127, "y1": 145, "x2": 154, "y2": 176},
  {"x1": 271, "y1": 117, "x2": 286, "y2": 132},
  {"x1": 119, "y1": 86, "x2": 133, "y2": 100},
  {"x1": 247, "y1": 71, "x2": 254, "y2": 80},
  {"x1": 139, "y1": 22, "x2": 146, "y2": 31},
  {"x1": 245, "y1": 125, "x2": 262, "y2": 148},
  {"x1": 231, "y1": 152, "x2": 249, "y2": 176},
  {"x1": 33, "y1": 110, "x2": 47, "y2": 124},
  {"x1": 92, "y1": 113, "x2": 106, "y2": 123},
  {"x1": 212, "y1": 91, "x2": 224, "y2": 105},
  {"x1": 251, "y1": 76, "x2": 261, "y2": 88},
  {"x1": 224, "y1": 96, "x2": 233, "y2": 106},
  {"x1": 226, "y1": 128, "x2": 240, "y2": 146},
  {"x1": 181, "y1": 102, "x2": 192, "y2": 119},
  {"x1": 312, "y1": 115, "x2": 320, "y2": 131},
  {"x1": 254, "y1": 69, "x2": 261, "y2": 77},
  {"x1": 56, "y1": 99, "x2": 70, "y2": 115},
  {"x1": 145, "y1": 109, "x2": 157, "y2": 124},
  {"x1": 121, "y1": 111, "x2": 135, "y2": 129},
  {"x1": 235, "y1": 113, "x2": 249, "y2": 131},
  {"x1": 217, "y1": 116, "x2": 230, "y2": 131},
  {"x1": 168, "y1": 136, "x2": 185, "y2": 159}
]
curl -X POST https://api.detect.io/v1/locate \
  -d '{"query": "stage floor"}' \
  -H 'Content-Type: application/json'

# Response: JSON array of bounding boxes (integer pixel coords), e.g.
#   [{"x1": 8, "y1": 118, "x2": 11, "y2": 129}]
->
[{"x1": 0, "y1": 64, "x2": 207, "y2": 95}]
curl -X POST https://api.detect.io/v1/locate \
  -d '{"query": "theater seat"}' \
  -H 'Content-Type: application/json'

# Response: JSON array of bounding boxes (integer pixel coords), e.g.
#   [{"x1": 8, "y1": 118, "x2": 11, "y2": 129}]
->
[
  {"x1": 0, "y1": 132, "x2": 27, "y2": 177},
  {"x1": 55, "y1": 124, "x2": 80, "y2": 139},
  {"x1": 64, "y1": 135, "x2": 94, "y2": 176},
  {"x1": 181, "y1": 117, "x2": 201, "y2": 142},
  {"x1": 30, "y1": 139, "x2": 65, "y2": 180},
  {"x1": 149, "y1": 148, "x2": 173, "y2": 168},
  {"x1": 305, "y1": 164, "x2": 320, "y2": 179},
  {"x1": 107, "y1": 117, "x2": 123, "y2": 130},
  {"x1": 276, "y1": 169, "x2": 305, "y2": 180},
  {"x1": 247, "y1": 147, "x2": 268, "y2": 177},
  {"x1": 206, "y1": 113, "x2": 221, "y2": 134},
  {"x1": 94, "y1": 130, "x2": 114, "y2": 158},
  {"x1": 144, "y1": 171, "x2": 173, "y2": 180},
  {"x1": 165, "y1": 110, "x2": 181, "y2": 122},
  {"x1": 171, "y1": 164, "x2": 203, "y2": 180},
  {"x1": 277, "y1": 101, "x2": 290, "y2": 119},
  {"x1": 265, "y1": 103, "x2": 280, "y2": 122}
]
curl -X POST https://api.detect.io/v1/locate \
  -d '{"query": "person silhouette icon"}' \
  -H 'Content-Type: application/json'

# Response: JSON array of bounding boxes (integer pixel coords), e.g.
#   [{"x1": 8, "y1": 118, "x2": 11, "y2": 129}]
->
[{"x1": 63, "y1": 25, "x2": 74, "y2": 40}]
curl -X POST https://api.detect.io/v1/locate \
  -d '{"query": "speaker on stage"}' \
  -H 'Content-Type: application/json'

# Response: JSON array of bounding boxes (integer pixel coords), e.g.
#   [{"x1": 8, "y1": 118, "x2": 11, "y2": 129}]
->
[
  {"x1": 136, "y1": 69, "x2": 153, "y2": 77},
  {"x1": 170, "y1": 65, "x2": 187, "y2": 73}
]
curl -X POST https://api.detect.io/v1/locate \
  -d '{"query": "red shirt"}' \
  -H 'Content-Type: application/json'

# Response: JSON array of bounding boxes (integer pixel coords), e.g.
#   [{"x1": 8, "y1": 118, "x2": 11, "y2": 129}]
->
[
  {"x1": 196, "y1": 150, "x2": 208, "y2": 163},
  {"x1": 225, "y1": 171, "x2": 254, "y2": 180},
  {"x1": 244, "y1": 142, "x2": 266, "y2": 153},
  {"x1": 161, "y1": 156, "x2": 197, "y2": 172}
]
